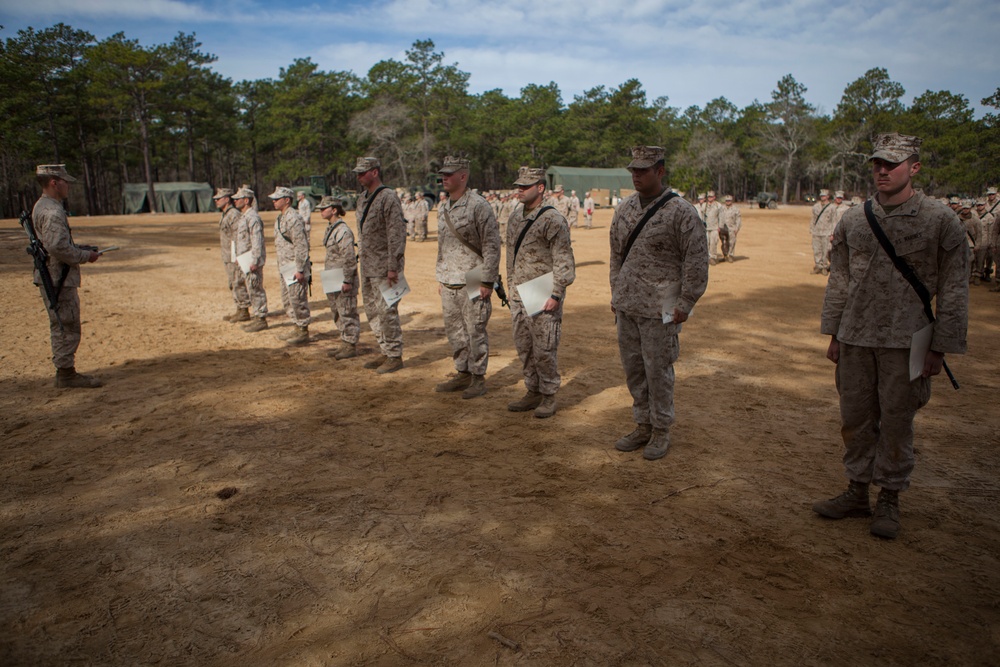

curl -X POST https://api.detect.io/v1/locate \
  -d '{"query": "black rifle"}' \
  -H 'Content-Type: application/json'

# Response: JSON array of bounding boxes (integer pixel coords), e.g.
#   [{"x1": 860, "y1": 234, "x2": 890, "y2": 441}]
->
[
  {"x1": 494, "y1": 275, "x2": 509, "y2": 308},
  {"x1": 20, "y1": 210, "x2": 67, "y2": 330}
]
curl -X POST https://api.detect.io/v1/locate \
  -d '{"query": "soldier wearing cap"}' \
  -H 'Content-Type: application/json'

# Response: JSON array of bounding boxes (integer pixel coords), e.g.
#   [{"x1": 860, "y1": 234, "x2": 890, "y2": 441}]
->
[
  {"x1": 433, "y1": 156, "x2": 502, "y2": 399},
  {"x1": 720, "y1": 194, "x2": 742, "y2": 262},
  {"x1": 703, "y1": 191, "x2": 724, "y2": 264},
  {"x1": 549, "y1": 184, "x2": 572, "y2": 221},
  {"x1": 231, "y1": 187, "x2": 269, "y2": 332},
  {"x1": 810, "y1": 189, "x2": 838, "y2": 275},
  {"x1": 973, "y1": 198, "x2": 994, "y2": 284},
  {"x1": 296, "y1": 190, "x2": 314, "y2": 243},
  {"x1": 610, "y1": 146, "x2": 709, "y2": 460},
  {"x1": 214, "y1": 187, "x2": 251, "y2": 323},
  {"x1": 31, "y1": 165, "x2": 102, "y2": 388},
  {"x1": 583, "y1": 191, "x2": 595, "y2": 229},
  {"x1": 402, "y1": 192, "x2": 415, "y2": 239},
  {"x1": 833, "y1": 190, "x2": 849, "y2": 227},
  {"x1": 269, "y1": 186, "x2": 311, "y2": 345},
  {"x1": 695, "y1": 193, "x2": 707, "y2": 222},
  {"x1": 352, "y1": 156, "x2": 407, "y2": 374},
  {"x1": 316, "y1": 196, "x2": 360, "y2": 358},
  {"x1": 412, "y1": 191, "x2": 429, "y2": 242},
  {"x1": 958, "y1": 199, "x2": 984, "y2": 285},
  {"x1": 567, "y1": 190, "x2": 580, "y2": 229},
  {"x1": 814, "y1": 132, "x2": 968, "y2": 540},
  {"x1": 505, "y1": 166, "x2": 576, "y2": 418}
]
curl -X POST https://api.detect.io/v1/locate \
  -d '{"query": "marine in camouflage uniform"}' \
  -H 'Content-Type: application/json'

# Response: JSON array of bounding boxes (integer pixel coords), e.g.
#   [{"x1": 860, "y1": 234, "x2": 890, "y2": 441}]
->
[
  {"x1": 215, "y1": 188, "x2": 250, "y2": 323},
  {"x1": 433, "y1": 156, "x2": 502, "y2": 399},
  {"x1": 810, "y1": 189, "x2": 838, "y2": 274},
  {"x1": 296, "y1": 191, "x2": 314, "y2": 243},
  {"x1": 815, "y1": 133, "x2": 969, "y2": 540},
  {"x1": 583, "y1": 192, "x2": 595, "y2": 229},
  {"x1": 506, "y1": 167, "x2": 576, "y2": 418},
  {"x1": 269, "y1": 186, "x2": 311, "y2": 345},
  {"x1": 958, "y1": 200, "x2": 984, "y2": 285},
  {"x1": 232, "y1": 187, "x2": 269, "y2": 332},
  {"x1": 317, "y1": 196, "x2": 360, "y2": 359},
  {"x1": 720, "y1": 195, "x2": 742, "y2": 261},
  {"x1": 567, "y1": 190, "x2": 580, "y2": 228},
  {"x1": 412, "y1": 192, "x2": 429, "y2": 242},
  {"x1": 353, "y1": 156, "x2": 407, "y2": 374},
  {"x1": 610, "y1": 146, "x2": 709, "y2": 460},
  {"x1": 31, "y1": 164, "x2": 102, "y2": 388},
  {"x1": 550, "y1": 185, "x2": 572, "y2": 220},
  {"x1": 703, "y1": 191, "x2": 723, "y2": 265}
]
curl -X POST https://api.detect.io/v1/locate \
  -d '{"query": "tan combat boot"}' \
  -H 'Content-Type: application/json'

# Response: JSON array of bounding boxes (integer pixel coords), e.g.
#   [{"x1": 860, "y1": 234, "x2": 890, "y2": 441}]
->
[
  {"x1": 242, "y1": 317, "x2": 268, "y2": 332},
  {"x1": 282, "y1": 326, "x2": 309, "y2": 345},
  {"x1": 533, "y1": 394, "x2": 557, "y2": 419},
  {"x1": 223, "y1": 307, "x2": 250, "y2": 322},
  {"x1": 615, "y1": 424, "x2": 652, "y2": 452},
  {"x1": 812, "y1": 481, "x2": 871, "y2": 519},
  {"x1": 507, "y1": 390, "x2": 543, "y2": 412},
  {"x1": 461, "y1": 375, "x2": 487, "y2": 399},
  {"x1": 870, "y1": 488, "x2": 900, "y2": 539},
  {"x1": 436, "y1": 371, "x2": 472, "y2": 392},
  {"x1": 364, "y1": 354, "x2": 388, "y2": 369},
  {"x1": 55, "y1": 367, "x2": 102, "y2": 389},
  {"x1": 643, "y1": 428, "x2": 670, "y2": 460},
  {"x1": 376, "y1": 356, "x2": 404, "y2": 374},
  {"x1": 328, "y1": 342, "x2": 357, "y2": 360}
]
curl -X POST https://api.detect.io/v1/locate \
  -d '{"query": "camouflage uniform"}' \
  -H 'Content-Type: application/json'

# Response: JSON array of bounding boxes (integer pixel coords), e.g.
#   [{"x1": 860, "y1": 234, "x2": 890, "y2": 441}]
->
[
  {"x1": 31, "y1": 193, "x2": 93, "y2": 370},
  {"x1": 412, "y1": 195, "x2": 429, "y2": 241},
  {"x1": 274, "y1": 206, "x2": 311, "y2": 327},
  {"x1": 551, "y1": 190, "x2": 572, "y2": 220},
  {"x1": 322, "y1": 217, "x2": 360, "y2": 345},
  {"x1": 610, "y1": 185, "x2": 709, "y2": 432},
  {"x1": 506, "y1": 187, "x2": 576, "y2": 397},
  {"x1": 720, "y1": 201, "x2": 742, "y2": 257},
  {"x1": 402, "y1": 196, "x2": 415, "y2": 238},
  {"x1": 821, "y1": 190, "x2": 968, "y2": 490},
  {"x1": 583, "y1": 194, "x2": 595, "y2": 228},
  {"x1": 811, "y1": 194, "x2": 838, "y2": 273},
  {"x1": 437, "y1": 187, "x2": 501, "y2": 377},
  {"x1": 960, "y1": 203, "x2": 984, "y2": 283},
  {"x1": 297, "y1": 195, "x2": 313, "y2": 235},
  {"x1": 567, "y1": 194, "x2": 580, "y2": 228},
  {"x1": 234, "y1": 205, "x2": 268, "y2": 318},
  {"x1": 219, "y1": 202, "x2": 250, "y2": 311},
  {"x1": 356, "y1": 183, "x2": 407, "y2": 359},
  {"x1": 703, "y1": 196, "x2": 723, "y2": 262}
]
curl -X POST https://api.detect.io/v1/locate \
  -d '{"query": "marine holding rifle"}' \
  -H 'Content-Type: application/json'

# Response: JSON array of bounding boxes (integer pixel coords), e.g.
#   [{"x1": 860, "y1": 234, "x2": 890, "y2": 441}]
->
[
  {"x1": 30, "y1": 164, "x2": 102, "y2": 388},
  {"x1": 609, "y1": 146, "x2": 709, "y2": 461}
]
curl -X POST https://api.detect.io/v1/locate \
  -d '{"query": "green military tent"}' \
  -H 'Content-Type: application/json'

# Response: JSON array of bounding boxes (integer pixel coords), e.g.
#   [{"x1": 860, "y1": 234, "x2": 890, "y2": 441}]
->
[
  {"x1": 122, "y1": 182, "x2": 215, "y2": 214},
  {"x1": 545, "y1": 166, "x2": 633, "y2": 203}
]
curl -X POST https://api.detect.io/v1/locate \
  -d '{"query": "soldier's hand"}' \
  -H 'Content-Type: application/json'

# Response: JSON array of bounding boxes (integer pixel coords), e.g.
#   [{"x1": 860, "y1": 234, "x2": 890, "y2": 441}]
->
[
  {"x1": 87, "y1": 251, "x2": 100, "y2": 263},
  {"x1": 342, "y1": 282, "x2": 352, "y2": 294},
  {"x1": 610, "y1": 303, "x2": 616, "y2": 315},
  {"x1": 542, "y1": 297, "x2": 559, "y2": 312},
  {"x1": 827, "y1": 336, "x2": 840, "y2": 364},
  {"x1": 250, "y1": 264, "x2": 258, "y2": 272},
  {"x1": 479, "y1": 285, "x2": 493, "y2": 300},
  {"x1": 921, "y1": 350, "x2": 944, "y2": 378},
  {"x1": 294, "y1": 271, "x2": 306, "y2": 284},
  {"x1": 387, "y1": 270, "x2": 398, "y2": 286},
  {"x1": 671, "y1": 308, "x2": 688, "y2": 324}
]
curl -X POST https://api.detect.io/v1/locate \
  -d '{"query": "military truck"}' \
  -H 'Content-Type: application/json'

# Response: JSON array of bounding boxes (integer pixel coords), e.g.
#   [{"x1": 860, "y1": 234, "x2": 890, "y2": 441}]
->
[
  {"x1": 756, "y1": 192, "x2": 779, "y2": 209},
  {"x1": 292, "y1": 175, "x2": 358, "y2": 210}
]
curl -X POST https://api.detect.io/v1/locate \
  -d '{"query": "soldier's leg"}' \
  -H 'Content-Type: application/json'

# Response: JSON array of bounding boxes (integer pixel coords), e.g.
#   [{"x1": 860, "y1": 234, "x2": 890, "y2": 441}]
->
[
  {"x1": 418, "y1": 219, "x2": 427, "y2": 241},
  {"x1": 812, "y1": 236, "x2": 826, "y2": 272},
  {"x1": 872, "y1": 348, "x2": 929, "y2": 491},
  {"x1": 361, "y1": 277, "x2": 386, "y2": 350},
  {"x1": 836, "y1": 343, "x2": 881, "y2": 484},
  {"x1": 530, "y1": 307, "x2": 563, "y2": 396},
  {"x1": 463, "y1": 291, "x2": 492, "y2": 376},
  {"x1": 286, "y1": 281, "x2": 311, "y2": 327},
  {"x1": 230, "y1": 263, "x2": 250, "y2": 308},
  {"x1": 510, "y1": 299, "x2": 538, "y2": 392},
  {"x1": 41, "y1": 286, "x2": 81, "y2": 370},
  {"x1": 616, "y1": 311, "x2": 650, "y2": 425},
  {"x1": 441, "y1": 286, "x2": 471, "y2": 372},
  {"x1": 279, "y1": 279, "x2": 292, "y2": 319},
  {"x1": 372, "y1": 283, "x2": 402, "y2": 358},
  {"x1": 706, "y1": 229, "x2": 719, "y2": 261},
  {"x1": 335, "y1": 292, "x2": 360, "y2": 344},
  {"x1": 637, "y1": 316, "x2": 679, "y2": 430},
  {"x1": 728, "y1": 229, "x2": 739, "y2": 256},
  {"x1": 247, "y1": 269, "x2": 268, "y2": 317}
]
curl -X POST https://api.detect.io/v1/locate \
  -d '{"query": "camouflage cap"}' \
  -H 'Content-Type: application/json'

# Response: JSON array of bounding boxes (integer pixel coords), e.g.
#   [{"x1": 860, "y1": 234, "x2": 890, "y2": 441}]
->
[
  {"x1": 834, "y1": 190, "x2": 845, "y2": 199},
  {"x1": 232, "y1": 186, "x2": 255, "y2": 200},
  {"x1": 296, "y1": 190, "x2": 306, "y2": 198},
  {"x1": 268, "y1": 186, "x2": 296, "y2": 200},
  {"x1": 697, "y1": 193, "x2": 706, "y2": 200},
  {"x1": 212, "y1": 187, "x2": 234, "y2": 200},
  {"x1": 626, "y1": 145, "x2": 665, "y2": 170},
  {"x1": 975, "y1": 197, "x2": 986, "y2": 206},
  {"x1": 553, "y1": 184, "x2": 564, "y2": 193},
  {"x1": 438, "y1": 155, "x2": 470, "y2": 174},
  {"x1": 36, "y1": 164, "x2": 77, "y2": 183},
  {"x1": 819, "y1": 189, "x2": 830, "y2": 197},
  {"x1": 960, "y1": 199, "x2": 974, "y2": 210},
  {"x1": 316, "y1": 195, "x2": 344, "y2": 211},
  {"x1": 871, "y1": 133, "x2": 922, "y2": 162},
  {"x1": 513, "y1": 166, "x2": 545, "y2": 187},
  {"x1": 707, "y1": 190, "x2": 716, "y2": 198},
  {"x1": 988, "y1": 187, "x2": 998, "y2": 195},
  {"x1": 724, "y1": 195, "x2": 733, "y2": 202},
  {"x1": 352, "y1": 156, "x2": 380, "y2": 173},
  {"x1": 949, "y1": 196, "x2": 961, "y2": 205}
]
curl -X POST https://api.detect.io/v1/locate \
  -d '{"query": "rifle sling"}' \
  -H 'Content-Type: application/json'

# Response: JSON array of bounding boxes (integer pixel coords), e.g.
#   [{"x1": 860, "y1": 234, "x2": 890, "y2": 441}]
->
[
  {"x1": 439, "y1": 201, "x2": 482, "y2": 259},
  {"x1": 862, "y1": 200, "x2": 935, "y2": 324},
  {"x1": 358, "y1": 185, "x2": 389, "y2": 236},
  {"x1": 513, "y1": 206, "x2": 555, "y2": 267},
  {"x1": 621, "y1": 191, "x2": 679, "y2": 265}
]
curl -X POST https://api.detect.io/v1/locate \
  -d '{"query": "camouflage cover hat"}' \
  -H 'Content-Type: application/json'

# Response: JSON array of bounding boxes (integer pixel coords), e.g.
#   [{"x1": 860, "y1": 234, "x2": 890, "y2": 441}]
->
[
  {"x1": 316, "y1": 195, "x2": 343, "y2": 211},
  {"x1": 296, "y1": 190, "x2": 306, "y2": 198},
  {"x1": 949, "y1": 196, "x2": 961, "y2": 205},
  {"x1": 834, "y1": 190, "x2": 845, "y2": 199},
  {"x1": 697, "y1": 193, "x2": 706, "y2": 200},
  {"x1": 438, "y1": 155, "x2": 470, "y2": 174},
  {"x1": 513, "y1": 166, "x2": 545, "y2": 187},
  {"x1": 553, "y1": 184, "x2": 564, "y2": 193},
  {"x1": 212, "y1": 187, "x2": 234, "y2": 200},
  {"x1": 987, "y1": 187, "x2": 998, "y2": 195},
  {"x1": 232, "y1": 186, "x2": 254, "y2": 200},
  {"x1": 819, "y1": 189, "x2": 830, "y2": 197},
  {"x1": 870, "y1": 133, "x2": 922, "y2": 162},
  {"x1": 707, "y1": 190, "x2": 716, "y2": 198},
  {"x1": 36, "y1": 164, "x2": 77, "y2": 183},
  {"x1": 723, "y1": 195, "x2": 733, "y2": 202},
  {"x1": 975, "y1": 197, "x2": 986, "y2": 206},
  {"x1": 960, "y1": 199, "x2": 974, "y2": 210},
  {"x1": 626, "y1": 145, "x2": 664, "y2": 170},
  {"x1": 268, "y1": 186, "x2": 296, "y2": 200},
  {"x1": 352, "y1": 156, "x2": 380, "y2": 173}
]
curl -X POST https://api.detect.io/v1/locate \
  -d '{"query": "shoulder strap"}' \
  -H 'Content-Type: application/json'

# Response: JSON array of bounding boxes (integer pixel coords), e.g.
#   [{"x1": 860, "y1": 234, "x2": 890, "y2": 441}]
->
[
  {"x1": 816, "y1": 203, "x2": 832, "y2": 220},
  {"x1": 276, "y1": 212, "x2": 293, "y2": 244},
  {"x1": 621, "y1": 192, "x2": 679, "y2": 265},
  {"x1": 989, "y1": 200, "x2": 1000, "y2": 216},
  {"x1": 513, "y1": 206, "x2": 555, "y2": 266},
  {"x1": 440, "y1": 200, "x2": 482, "y2": 258},
  {"x1": 358, "y1": 185, "x2": 388, "y2": 235},
  {"x1": 322, "y1": 220, "x2": 347, "y2": 247},
  {"x1": 863, "y1": 200, "x2": 934, "y2": 323}
]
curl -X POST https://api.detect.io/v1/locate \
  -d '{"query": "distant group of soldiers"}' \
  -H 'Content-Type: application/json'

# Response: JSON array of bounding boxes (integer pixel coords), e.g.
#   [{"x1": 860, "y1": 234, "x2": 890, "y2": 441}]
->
[
  {"x1": 693, "y1": 191, "x2": 743, "y2": 265},
  {"x1": 947, "y1": 190, "x2": 1000, "y2": 289}
]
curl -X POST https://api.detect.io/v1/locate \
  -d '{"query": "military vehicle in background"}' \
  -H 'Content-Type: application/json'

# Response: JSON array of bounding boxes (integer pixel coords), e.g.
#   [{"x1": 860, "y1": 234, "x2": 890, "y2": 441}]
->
[
  {"x1": 292, "y1": 175, "x2": 358, "y2": 210},
  {"x1": 756, "y1": 191, "x2": 779, "y2": 209}
]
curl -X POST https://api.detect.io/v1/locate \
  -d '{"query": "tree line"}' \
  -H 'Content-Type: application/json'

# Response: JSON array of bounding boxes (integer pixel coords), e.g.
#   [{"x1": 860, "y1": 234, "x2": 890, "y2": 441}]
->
[{"x1": 2, "y1": 23, "x2": 998, "y2": 218}]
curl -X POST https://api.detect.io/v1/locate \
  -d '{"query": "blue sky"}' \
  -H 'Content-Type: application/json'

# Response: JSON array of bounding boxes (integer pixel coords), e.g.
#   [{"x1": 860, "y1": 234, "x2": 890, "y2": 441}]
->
[{"x1": 2, "y1": 0, "x2": 998, "y2": 116}]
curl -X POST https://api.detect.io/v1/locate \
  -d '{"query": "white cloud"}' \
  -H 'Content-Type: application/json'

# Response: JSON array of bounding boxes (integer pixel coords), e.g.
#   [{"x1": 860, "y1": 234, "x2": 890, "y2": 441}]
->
[{"x1": 2, "y1": 0, "x2": 209, "y2": 21}]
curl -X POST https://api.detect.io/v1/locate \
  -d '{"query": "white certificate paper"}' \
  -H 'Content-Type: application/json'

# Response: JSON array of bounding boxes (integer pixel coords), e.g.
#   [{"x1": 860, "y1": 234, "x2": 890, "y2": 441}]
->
[
  {"x1": 465, "y1": 265, "x2": 485, "y2": 301},
  {"x1": 236, "y1": 251, "x2": 254, "y2": 274},
  {"x1": 516, "y1": 271, "x2": 554, "y2": 316},
  {"x1": 909, "y1": 323, "x2": 934, "y2": 381},
  {"x1": 230, "y1": 240, "x2": 236, "y2": 262},
  {"x1": 379, "y1": 272, "x2": 410, "y2": 306},
  {"x1": 321, "y1": 268, "x2": 345, "y2": 294},
  {"x1": 279, "y1": 263, "x2": 300, "y2": 286}
]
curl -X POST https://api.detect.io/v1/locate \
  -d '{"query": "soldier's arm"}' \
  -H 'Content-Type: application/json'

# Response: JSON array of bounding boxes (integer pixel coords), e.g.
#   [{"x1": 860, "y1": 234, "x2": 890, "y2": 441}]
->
[
  {"x1": 385, "y1": 197, "x2": 407, "y2": 277},
  {"x1": 547, "y1": 214, "x2": 575, "y2": 299},
  {"x1": 477, "y1": 201, "x2": 502, "y2": 286},
  {"x1": 931, "y1": 217, "x2": 970, "y2": 355},
  {"x1": 39, "y1": 210, "x2": 91, "y2": 266},
  {"x1": 820, "y1": 223, "x2": 850, "y2": 338},
  {"x1": 678, "y1": 207, "x2": 709, "y2": 314}
]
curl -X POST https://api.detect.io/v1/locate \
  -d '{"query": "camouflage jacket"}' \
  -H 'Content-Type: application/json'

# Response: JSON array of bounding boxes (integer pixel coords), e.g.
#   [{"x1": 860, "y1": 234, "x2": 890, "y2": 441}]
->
[
  {"x1": 436, "y1": 190, "x2": 501, "y2": 285},
  {"x1": 219, "y1": 204, "x2": 241, "y2": 263},
  {"x1": 506, "y1": 202, "x2": 575, "y2": 300},
  {"x1": 355, "y1": 187, "x2": 407, "y2": 278},
  {"x1": 704, "y1": 201, "x2": 723, "y2": 231},
  {"x1": 412, "y1": 199, "x2": 429, "y2": 222},
  {"x1": 610, "y1": 192, "x2": 709, "y2": 320},
  {"x1": 821, "y1": 191, "x2": 968, "y2": 353},
  {"x1": 322, "y1": 219, "x2": 358, "y2": 284},
  {"x1": 235, "y1": 209, "x2": 266, "y2": 268},
  {"x1": 31, "y1": 194, "x2": 90, "y2": 288},
  {"x1": 811, "y1": 201, "x2": 838, "y2": 236},
  {"x1": 274, "y1": 208, "x2": 309, "y2": 274},
  {"x1": 720, "y1": 205, "x2": 742, "y2": 232}
]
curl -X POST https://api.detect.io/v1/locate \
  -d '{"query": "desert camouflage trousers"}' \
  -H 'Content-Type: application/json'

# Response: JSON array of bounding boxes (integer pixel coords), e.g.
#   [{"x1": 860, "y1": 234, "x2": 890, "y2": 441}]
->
[
  {"x1": 225, "y1": 261, "x2": 250, "y2": 309},
  {"x1": 326, "y1": 290, "x2": 360, "y2": 344},
  {"x1": 361, "y1": 276, "x2": 403, "y2": 357},
  {"x1": 243, "y1": 268, "x2": 268, "y2": 318},
  {"x1": 836, "y1": 344, "x2": 931, "y2": 491},
  {"x1": 617, "y1": 311, "x2": 679, "y2": 430},
  {"x1": 279, "y1": 278, "x2": 311, "y2": 327},
  {"x1": 812, "y1": 235, "x2": 832, "y2": 270},
  {"x1": 720, "y1": 226, "x2": 739, "y2": 257},
  {"x1": 510, "y1": 299, "x2": 562, "y2": 396},
  {"x1": 39, "y1": 285, "x2": 81, "y2": 370},
  {"x1": 414, "y1": 218, "x2": 427, "y2": 241},
  {"x1": 706, "y1": 228, "x2": 720, "y2": 261},
  {"x1": 441, "y1": 285, "x2": 492, "y2": 375}
]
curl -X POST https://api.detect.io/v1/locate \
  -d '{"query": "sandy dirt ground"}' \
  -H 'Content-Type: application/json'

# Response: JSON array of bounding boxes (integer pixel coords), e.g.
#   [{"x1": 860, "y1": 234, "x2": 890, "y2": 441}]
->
[{"x1": 1, "y1": 202, "x2": 998, "y2": 666}]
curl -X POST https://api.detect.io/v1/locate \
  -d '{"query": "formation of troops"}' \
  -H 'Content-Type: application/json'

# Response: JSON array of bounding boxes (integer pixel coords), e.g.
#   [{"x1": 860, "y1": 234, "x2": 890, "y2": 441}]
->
[{"x1": 28, "y1": 131, "x2": 975, "y2": 540}]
